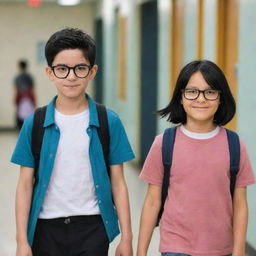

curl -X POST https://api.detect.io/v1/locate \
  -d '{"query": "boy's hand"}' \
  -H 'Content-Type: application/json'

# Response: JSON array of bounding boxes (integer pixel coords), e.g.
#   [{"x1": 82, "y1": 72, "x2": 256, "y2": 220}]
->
[
  {"x1": 16, "y1": 242, "x2": 33, "y2": 256},
  {"x1": 115, "y1": 238, "x2": 133, "y2": 256}
]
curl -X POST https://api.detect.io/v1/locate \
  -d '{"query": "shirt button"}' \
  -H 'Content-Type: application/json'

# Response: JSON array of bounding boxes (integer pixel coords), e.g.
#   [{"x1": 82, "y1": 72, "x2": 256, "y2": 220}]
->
[
  {"x1": 55, "y1": 126, "x2": 58, "y2": 130},
  {"x1": 87, "y1": 128, "x2": 91, "y2": 132},
  {"x1": 95, "y1": 185, "x2": 99, "y2": 189},
  {"x1": 105, "y1": 220, "x2": 108, "y2": 224},
  {"x1": 98, "y1": 200, "x2": 102, "y2": 204}
]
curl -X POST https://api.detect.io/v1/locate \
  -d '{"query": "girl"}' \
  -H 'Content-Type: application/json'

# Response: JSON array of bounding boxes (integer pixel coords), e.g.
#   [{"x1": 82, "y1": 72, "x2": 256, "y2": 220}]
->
[{"x1": 136, "y1": 60, "x2": 254, "y2": 256}]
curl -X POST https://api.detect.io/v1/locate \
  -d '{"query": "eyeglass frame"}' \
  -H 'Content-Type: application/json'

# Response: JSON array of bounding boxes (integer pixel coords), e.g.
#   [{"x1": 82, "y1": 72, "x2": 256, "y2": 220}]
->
[
  {"x1": 51, "y1": 64, "x2": 92, "y2": 79},
  {"x1": 182, "y1": 88, "x2": 221, "y2": 101}
]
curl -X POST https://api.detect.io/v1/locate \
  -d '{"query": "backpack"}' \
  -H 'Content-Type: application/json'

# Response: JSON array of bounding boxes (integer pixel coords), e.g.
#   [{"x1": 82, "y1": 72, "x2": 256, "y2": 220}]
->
[
  {"x1": 31, "y1": 103, "x2": 110, "y2": 178},
  {"x1": 156, "y1": 126, "x2": 240, "y2": 225}
]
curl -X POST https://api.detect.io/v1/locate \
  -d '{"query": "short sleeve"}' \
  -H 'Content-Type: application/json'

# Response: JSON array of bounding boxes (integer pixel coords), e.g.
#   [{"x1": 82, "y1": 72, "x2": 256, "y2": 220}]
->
[
  {"x1": 235, "y1": 140, "x2": 255, "y2": 188},
  {"x1": 139, "y1": 134, "x2": 164, "y2": 186},
  {"x1": 107, "y1": 110, "x2": 135, "y2": 165},
  {"x1": 10, "y1": 114, "x2": 35, "y2": 168}
]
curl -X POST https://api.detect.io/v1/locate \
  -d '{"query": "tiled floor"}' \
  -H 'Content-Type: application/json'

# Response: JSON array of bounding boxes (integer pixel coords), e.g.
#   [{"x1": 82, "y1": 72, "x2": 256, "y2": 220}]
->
[{"x1": 0, "y1": 131, "x2": 160, "y2": 256}]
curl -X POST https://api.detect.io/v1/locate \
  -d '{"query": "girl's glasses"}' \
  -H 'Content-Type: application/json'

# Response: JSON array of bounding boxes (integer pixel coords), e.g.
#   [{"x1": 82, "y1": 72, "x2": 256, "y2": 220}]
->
[{"x1": 182, "y1": 88, "x2": 221, "y2": 101}]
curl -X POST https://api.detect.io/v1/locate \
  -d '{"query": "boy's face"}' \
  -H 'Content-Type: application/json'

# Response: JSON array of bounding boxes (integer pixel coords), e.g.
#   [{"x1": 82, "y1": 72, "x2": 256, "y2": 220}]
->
[{"x1": 46, "y1": 49, "x2": 97, "y2": 100}]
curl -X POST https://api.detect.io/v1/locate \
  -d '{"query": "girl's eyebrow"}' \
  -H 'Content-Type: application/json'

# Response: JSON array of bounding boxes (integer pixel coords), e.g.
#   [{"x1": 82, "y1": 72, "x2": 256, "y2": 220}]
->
[{"x1": 185, "y1": 85, "x2": 212, "y2": 89}]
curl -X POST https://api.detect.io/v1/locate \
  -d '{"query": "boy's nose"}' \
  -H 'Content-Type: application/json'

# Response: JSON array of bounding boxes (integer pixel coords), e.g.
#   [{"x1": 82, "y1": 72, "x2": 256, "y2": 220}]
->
[{"x1": 67, "y1": 69, "x2": 77, "y2": 79}]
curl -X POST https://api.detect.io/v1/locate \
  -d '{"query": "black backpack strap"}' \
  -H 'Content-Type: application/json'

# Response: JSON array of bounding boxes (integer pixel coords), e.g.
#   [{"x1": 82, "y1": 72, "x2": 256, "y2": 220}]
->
[
  {"x1": 157, "y1": 126, "x2": 177, "y2": 225},
  {"x1": 96, "y1": 103, "x2": 110, "y2": 178},
  {"x1": 31, "y1": 106, "x2": 47, "y2": 177},
  {"x1": 225, "y1": 128, "x2": 240, "y2": 199}
]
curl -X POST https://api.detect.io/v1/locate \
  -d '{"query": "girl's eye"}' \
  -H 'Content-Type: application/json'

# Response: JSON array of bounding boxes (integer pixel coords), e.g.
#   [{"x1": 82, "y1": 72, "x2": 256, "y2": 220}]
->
[
  {"x1": 187, "y1": 89, "x2": 198, "y2": 94},
  {"x1": 206, "y1": 90, "x2": 217, "y2": 95}
]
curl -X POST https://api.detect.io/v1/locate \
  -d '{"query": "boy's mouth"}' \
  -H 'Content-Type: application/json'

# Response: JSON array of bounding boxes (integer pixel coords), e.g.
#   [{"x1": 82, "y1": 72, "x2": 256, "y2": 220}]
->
[{"x1": 64, "y1": 84, "x2": 80, "y2": 88}]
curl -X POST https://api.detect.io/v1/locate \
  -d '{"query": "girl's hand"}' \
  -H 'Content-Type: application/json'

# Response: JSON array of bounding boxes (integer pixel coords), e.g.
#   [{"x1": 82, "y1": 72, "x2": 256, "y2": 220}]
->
[
  {"x1": 115, "y1": 238, "x2": 133, "y2": 256},
  {"x1": 16, "y1": 242, "x2": 32, "y2": 256}
]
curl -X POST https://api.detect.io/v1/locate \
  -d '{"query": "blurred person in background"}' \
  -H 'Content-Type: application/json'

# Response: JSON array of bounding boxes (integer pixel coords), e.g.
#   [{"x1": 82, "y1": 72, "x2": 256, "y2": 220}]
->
[{"x1": 14, "y1": 59, "x2": 36, "y2": 129}]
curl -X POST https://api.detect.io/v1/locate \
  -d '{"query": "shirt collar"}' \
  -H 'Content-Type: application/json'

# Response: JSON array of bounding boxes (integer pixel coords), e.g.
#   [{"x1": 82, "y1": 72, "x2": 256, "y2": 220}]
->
[{"x1": 43, "y1": 94, "x2": 100, "y2": 128}]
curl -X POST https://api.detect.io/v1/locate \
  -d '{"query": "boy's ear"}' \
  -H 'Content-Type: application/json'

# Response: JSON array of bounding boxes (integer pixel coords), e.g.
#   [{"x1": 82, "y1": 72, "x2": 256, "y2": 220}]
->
[
  {"x1": 88, "y1": 65, "x2": 98, "y2": 80},
  {"x1": 45, "y1": 66, "x2": 55, "y2": 81}
]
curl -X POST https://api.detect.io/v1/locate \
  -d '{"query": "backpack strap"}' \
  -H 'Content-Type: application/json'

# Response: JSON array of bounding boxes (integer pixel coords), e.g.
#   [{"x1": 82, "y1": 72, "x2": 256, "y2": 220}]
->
[
  {"x1": 31, "y1": 106, "x2": 47, "y2": 176},
  {"x1": 225, "y1": 128, "x2": 240, "y2": 199},
  {"x1": 96, "y1": 103, "x2": 110, "y2": 178},
  {"x1": 157, "y1": 126, "x2": 177, "y2": 225}
]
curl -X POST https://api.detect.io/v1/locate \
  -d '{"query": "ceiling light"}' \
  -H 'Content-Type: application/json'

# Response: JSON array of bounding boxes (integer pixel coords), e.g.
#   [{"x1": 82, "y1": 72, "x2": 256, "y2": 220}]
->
[{"x1": 58, "y1": 0, "x2": 81, "y2": 6}]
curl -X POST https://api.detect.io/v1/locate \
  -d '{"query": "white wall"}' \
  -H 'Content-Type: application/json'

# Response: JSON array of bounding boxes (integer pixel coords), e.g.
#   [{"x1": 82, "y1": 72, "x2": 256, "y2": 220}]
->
[
  {"x1": 203, "y1": 0, "x2": 217, "y2": 61},
  {"x1": 0, "y1": 3, "x2": 95, "y2": 127},
  {"x1": 238, "y1": 0, "x2": 256, "y2": 247}
]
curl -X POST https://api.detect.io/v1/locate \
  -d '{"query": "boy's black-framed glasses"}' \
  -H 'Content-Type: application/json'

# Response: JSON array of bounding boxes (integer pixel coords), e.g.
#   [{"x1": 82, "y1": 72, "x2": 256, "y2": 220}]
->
[
  {"x1": 51, "y1": 64, "x2": 92, "y2": 79},
  {"x1": 182, "y1": 88, "x2": 221, "y2": 101}
]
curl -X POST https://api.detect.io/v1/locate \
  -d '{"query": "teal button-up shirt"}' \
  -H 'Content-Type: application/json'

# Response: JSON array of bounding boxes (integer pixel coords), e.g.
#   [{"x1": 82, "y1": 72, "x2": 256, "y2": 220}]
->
[{"x1": 11, "y1": 94, "x2": 135, "y2": 246}]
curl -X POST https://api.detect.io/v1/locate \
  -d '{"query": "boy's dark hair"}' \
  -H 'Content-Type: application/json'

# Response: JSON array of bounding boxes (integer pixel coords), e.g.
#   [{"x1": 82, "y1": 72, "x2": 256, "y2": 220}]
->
[
  {"x1": 158, "y1": 59, "x2": 236, "y2": 126},
  {"x1": 45, "y1": 28, "x2": 96, "y2": 67},
  {"x1": 19, "y1": 60, "x2": 27, "y2": 70}
]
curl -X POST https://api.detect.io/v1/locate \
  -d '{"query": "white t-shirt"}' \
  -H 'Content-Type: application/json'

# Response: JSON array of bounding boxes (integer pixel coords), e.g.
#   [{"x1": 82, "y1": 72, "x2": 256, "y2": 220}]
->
[{"x1": 39, "y1": 108, "x2": 100, "y2": 219}]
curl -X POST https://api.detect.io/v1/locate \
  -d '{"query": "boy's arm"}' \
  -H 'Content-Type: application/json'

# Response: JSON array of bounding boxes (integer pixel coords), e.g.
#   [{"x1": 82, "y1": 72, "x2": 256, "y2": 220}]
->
[
  {"x1": 136, "y1": 184, "x2": 161, "y2": 256},
  {"x1": 16, "y1": 166, "x2": 34, "y2": 256},
  {"x1": 110, "y1": 164, "x2": 133, "y2": 256},
  {"x1": 232, "y1": 187, "x2": 248, "y2": 256}
]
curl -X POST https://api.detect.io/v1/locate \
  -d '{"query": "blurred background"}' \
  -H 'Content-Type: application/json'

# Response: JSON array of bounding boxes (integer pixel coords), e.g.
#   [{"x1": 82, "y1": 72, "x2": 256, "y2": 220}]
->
[{"x1": 0, "y1": 0, "x2": 255, "y2": 255}]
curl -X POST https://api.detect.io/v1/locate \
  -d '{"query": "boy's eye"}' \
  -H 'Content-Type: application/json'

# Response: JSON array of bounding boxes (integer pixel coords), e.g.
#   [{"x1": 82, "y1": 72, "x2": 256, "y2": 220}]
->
[
  {"x1": 56, "y1": 66, "x2": 68, "y2": 72},
  {"x1": 76, "y1": 65, "x2": 87, "y2": 71}
]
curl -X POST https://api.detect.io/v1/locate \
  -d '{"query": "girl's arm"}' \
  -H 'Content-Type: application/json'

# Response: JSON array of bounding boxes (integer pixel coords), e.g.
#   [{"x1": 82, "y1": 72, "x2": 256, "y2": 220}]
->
[
  {"x1": 110, "y1": 164, "x2": 133, "y2": 256},
  {"x1": 16, "y1": 166, "x2": 34, "y2": 256},
  {"x1": 232, "y1": 187, "x2": 248, "y2": 256},
  {"x1": 136, "y1": 184, "x2": 161, "y2": 256}
]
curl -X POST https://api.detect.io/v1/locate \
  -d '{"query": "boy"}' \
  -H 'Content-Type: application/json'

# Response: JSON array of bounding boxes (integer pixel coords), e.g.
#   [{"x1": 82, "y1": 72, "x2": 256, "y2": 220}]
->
[{"x1": 11, "y1": 28, "x2": 135, "y2": 256}]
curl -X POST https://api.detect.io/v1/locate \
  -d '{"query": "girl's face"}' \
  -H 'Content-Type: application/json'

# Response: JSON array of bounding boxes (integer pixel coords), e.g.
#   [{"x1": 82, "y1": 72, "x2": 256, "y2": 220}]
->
[{"x1": 181, "y1": 71, "x2": 220, "y2": 130}]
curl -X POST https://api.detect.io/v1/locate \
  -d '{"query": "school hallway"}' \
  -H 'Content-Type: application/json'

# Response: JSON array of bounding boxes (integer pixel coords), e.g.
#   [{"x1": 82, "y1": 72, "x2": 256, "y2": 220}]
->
[{"x1": 0, "y1": 131, "x2": 160, "y2": 256}]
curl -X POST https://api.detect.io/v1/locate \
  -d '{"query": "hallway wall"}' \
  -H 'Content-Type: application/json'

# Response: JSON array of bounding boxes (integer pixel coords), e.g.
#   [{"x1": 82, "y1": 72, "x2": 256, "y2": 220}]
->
[{"x1": 0, "y1": 3, "x2": 95, "y2": 128}]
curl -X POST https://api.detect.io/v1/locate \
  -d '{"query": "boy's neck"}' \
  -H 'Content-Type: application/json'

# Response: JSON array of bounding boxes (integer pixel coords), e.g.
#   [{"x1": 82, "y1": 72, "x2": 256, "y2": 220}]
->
[{"x1": 55, "y1": 94, "x2": 88, "y2": 115}]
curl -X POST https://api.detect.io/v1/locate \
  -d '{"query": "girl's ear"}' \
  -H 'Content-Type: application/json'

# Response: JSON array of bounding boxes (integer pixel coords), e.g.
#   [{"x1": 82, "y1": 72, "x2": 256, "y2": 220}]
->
[{"x1": 45, "y1": 66, "x2": 54, "y2": 81}]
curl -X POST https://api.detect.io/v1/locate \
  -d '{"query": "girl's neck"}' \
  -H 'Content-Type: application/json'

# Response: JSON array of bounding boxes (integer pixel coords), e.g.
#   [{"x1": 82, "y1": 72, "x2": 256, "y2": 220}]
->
[
  {"x1": 55, "y1": 95, "x2": 88, "y2": 115},
  {"x1": 183, "y1": 120, "x2": 217, "y2": 133}
]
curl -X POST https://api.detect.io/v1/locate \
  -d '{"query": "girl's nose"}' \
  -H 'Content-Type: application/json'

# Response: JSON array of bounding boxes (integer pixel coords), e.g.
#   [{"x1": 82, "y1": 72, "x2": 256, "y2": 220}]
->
[{"x1": 197, "y1": 91, "x2": 207, "y2": 102}]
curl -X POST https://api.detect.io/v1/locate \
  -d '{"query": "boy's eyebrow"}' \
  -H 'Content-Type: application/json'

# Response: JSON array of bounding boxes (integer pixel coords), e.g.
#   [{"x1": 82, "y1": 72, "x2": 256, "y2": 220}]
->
[{"x1": 53, "y1": 63, "x2": 90, "y2": 66}]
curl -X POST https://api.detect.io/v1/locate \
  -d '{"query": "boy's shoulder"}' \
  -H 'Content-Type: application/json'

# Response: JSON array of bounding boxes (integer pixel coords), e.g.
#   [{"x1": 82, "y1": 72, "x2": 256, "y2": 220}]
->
[
  {"x1": 105, "y1": 107, "x2": 119, "y2": 119},
  {"x1": 105, "y1": 107, "x2": 122, "y2": 125},
  {"x1": 21, "y1": 112, "x2": 35, "y2": 133}
]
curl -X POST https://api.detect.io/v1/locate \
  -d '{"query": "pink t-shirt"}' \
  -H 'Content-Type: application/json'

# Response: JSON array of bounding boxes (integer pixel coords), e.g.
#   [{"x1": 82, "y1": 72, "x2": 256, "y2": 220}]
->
[{"x1": 140, "y1": 126, "x2": 255, "y2": 256}]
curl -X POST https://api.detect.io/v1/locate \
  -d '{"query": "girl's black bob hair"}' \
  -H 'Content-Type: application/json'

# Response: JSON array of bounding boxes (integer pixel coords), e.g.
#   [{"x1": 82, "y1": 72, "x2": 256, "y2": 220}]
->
[{"x1": 157, "y1": 59, "x2": 236, "y2": 126}]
